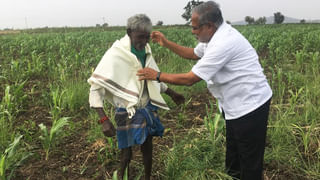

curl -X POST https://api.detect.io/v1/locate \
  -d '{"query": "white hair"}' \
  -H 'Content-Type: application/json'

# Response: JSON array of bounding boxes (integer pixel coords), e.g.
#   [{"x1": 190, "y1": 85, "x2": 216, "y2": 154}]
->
[{"x1": 127, "y1": 14, "x2": 152, "y2": 32}]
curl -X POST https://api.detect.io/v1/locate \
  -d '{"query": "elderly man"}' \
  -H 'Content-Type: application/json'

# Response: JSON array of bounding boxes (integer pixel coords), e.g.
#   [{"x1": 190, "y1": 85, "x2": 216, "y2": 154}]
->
[
  {"x1": 88, "y1": 14, "x2": 184, "y2": 180},
  {"x1": 137, "y1": 1, "x2": 272, "y2": 180}
]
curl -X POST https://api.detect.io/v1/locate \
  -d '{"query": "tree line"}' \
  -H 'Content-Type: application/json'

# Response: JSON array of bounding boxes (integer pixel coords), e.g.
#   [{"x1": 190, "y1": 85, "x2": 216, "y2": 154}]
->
[
  {"x1": 96, "y1": 1, "x2": 307, "y2": 27},
  {"x1": 245, "y1": 12, "x2": 285, "y2": 25}
]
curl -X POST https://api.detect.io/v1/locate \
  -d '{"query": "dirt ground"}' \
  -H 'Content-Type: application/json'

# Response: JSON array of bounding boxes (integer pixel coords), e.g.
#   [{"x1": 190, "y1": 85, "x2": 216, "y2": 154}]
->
[
  {"x1": 0, "y1": 30, "x2": 20, "y2": 35},
  {"x1": 13, "y1": 90, "x2": 298, "y2": 180},
  {"x1": 14, "y1": 91, "x2": 211, "y2": 180}
]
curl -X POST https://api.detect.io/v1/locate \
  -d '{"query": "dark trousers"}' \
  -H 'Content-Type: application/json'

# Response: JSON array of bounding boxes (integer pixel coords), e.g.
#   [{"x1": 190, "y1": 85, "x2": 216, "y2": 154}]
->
[{"x1": 224, "y1": 98, "x2": 271, "y2": 180}]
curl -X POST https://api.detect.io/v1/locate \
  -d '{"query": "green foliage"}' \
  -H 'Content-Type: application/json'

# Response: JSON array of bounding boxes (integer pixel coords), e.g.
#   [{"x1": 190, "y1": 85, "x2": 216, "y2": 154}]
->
[
  {"x1": 49, "y1": 86, "x2": 66, "y2": 120},
  {"x1": 0, "y1": 81, "x2": 28, "y2": 149},
  {"x1": 274, "y1": 12, "x2": 285, "y2": 24},
  {"x1": 0, "y1": 81, "x2": 27, "y2": 122},
  {"x1": 112, "y1": 168, "x2": 128, "y2": 180},
  {"x1": 156, "y1": 21, "x2": 163, "y2": 26},
  {"x1": 0, "y1": 135, "x2": 31, "y2": 180},
  {"x1": 177, "y1": 98, "x2": 192, "y2": 127},
  {"x1": 254, "y1": 17, "x2": 267, "y2": 25},
  {"x1": 97, "y1": 138, "x2": 116, "y2": 161},
  {"x1": 1, "y1": 24, "x2": 320, "y2": 179},
  {"x1": 245, "y1": 16, "x2": 255, "y2": 25},
  {"x1": 60, "y1": 80, "x2": 90, "y2": 114},
  {"x1": 204, "y1": 100, "x2": 224, "y2": 141},
  {"x1": 164, "y1": 131, "x2": 230, "y2": 180},
  {"x1": 39, "y1": 117, "x2": 70, "y2": 160}
]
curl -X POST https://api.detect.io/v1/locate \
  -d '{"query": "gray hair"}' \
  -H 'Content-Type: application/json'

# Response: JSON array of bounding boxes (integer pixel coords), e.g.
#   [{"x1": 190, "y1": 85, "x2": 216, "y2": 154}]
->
[
  {"x1": 192, "y1": 1, "x2": 223, "y2": 28},
  {"x1": 127, "y1": 14, "x2": 152, "y2": 32}
]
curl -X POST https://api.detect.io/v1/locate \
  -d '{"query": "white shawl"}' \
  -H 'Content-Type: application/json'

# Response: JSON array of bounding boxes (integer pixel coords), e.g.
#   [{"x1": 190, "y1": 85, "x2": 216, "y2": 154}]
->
[{"x1": 88, "y1": 35, "x2": 169, "y2": 117}]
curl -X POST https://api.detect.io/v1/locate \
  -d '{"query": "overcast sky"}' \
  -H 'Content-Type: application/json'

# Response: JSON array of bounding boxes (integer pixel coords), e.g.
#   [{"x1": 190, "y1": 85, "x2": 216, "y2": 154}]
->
[{"x1": 1, "y1": 0, "x2": 319, "y2": 29}]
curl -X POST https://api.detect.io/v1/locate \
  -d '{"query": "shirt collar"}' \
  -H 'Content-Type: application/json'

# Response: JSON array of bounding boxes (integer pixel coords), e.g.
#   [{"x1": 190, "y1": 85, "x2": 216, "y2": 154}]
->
[{"x1": 207, "y1": 22, "x2": 228, "y2": 45}]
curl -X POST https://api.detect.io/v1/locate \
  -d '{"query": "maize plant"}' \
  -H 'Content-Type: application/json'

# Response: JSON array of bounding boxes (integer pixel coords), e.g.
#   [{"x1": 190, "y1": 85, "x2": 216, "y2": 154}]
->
[
  {"x1": 112, "y1": 168, "x2": 128, "y2": 180},
  {"x1": 204, "y1": 100, "x2": 224, "y2": 142},
  {"x1": 39, "y1": 117, "x2": 70, "y2": 160},
  {"x1": 49, "y1": 86, "x2": 67, "y2": 121},
  {"x1": 0, "y1": 135, "x2": 31, "y2": 180}
]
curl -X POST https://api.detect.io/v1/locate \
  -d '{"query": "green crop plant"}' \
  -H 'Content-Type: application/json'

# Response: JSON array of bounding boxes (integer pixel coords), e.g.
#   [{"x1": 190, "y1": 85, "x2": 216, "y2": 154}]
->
[
  {"x1": 38, "y1": 117, "x2": 70, "y2": 160},
  {"x1": 1, "y1": 81, "x2": 27, "y2": 122},
  {"x1": 112, "y1": 168, "x2": 133, "y2": 180},
  {"x1": 0, "y1": 135, "x2": 31, "y2": 180},
  {"x1": 204, "y1": 100, "x2": 224, "y2": 142},
  {"x1": 1, "y1": 23, "x2": 320, "y2": 179},
  {"x1": 163, "y1": 130, "x2": 229, "y2": 179},
  {"x1": 0, "y1": 82, "x2": 27, "y2": 148},
  {"x1": 292, "y1": 123, "x2": 312, "y2": 155},
  {"x1": 60, "y1": 80, "x2": 89, "y2": 114},
  {"x1": 96, "y1": 137, "x2": 117, "y2": 166},
  {"x1": 310, "y1": 51, "x2": 319, "y2": 75},
  {"x1": 101, "y1": 137, "x2": 116, "y2": 160},
  {"x1": 26, "y1": 51, "x2": 45, "y2": 77},
  {"x1": 1, "y1": 86, "x2": 14, "y2": 123},
  {"x1": 287, "y1": 87, "x2": 304, "y2": 114},
  {"x1": 177, "y1": 98, "x2": 192, "y2": 127},
  {"x1": 49, "y1": 86, "x2": 66, "y2": 120}
]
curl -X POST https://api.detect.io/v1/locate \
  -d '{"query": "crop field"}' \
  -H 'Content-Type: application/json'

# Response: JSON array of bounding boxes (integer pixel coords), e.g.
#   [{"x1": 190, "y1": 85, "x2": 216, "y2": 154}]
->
[{"x1": 0, "y1": 24, "x2": 320, "y2": 179}]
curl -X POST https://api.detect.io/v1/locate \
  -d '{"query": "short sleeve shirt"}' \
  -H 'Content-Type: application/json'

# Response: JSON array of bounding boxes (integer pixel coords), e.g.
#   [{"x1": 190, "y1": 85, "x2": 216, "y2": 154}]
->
[{"x1": 192, "y1": 23, "x2": 272, "y2": 120}]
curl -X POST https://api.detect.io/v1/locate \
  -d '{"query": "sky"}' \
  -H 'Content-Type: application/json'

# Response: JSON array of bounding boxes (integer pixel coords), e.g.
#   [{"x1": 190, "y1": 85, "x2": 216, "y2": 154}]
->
[{"x1": 1, "y1": 0, "x2": 320, "y2": 29}]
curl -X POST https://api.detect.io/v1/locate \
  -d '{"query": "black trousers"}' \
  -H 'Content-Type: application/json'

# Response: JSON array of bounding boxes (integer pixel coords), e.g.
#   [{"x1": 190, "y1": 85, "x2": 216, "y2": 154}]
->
[{"x1": 224, "y1": 98, "x2": 271, "y2": 180}]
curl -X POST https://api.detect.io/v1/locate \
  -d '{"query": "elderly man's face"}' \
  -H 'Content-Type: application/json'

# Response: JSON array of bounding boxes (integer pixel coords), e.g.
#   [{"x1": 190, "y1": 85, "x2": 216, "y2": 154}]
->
[
  {"x1": 191, "y1": 13, "x2": 215, "y2": 43},
  {"x1": 128, "y1": 30, "x2": 150, "y2": 51}
]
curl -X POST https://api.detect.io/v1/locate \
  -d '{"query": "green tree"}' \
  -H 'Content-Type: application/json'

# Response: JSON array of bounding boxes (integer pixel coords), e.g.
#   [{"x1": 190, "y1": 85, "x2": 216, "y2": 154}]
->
[
  {"x1": 156, "y1": 20, "x2": 164, "y2": 26},
  {"x1": 255, "y1": 17, "x2": 267, "y2": 25},
  {"x1": 300, "y1": 19, "x2": 306, "y2": 24},
  {"x1": 102, "y1": 23, "x2": 108, "y2": 28},
  {"x1": 245, "y1": 16, "x2": 255, "y2": 25},
  {"x1": 274, "y1": 12, "x2": 285, "y2": 24},
  {"x1": 182, "y1": 0, "x2": 204, "y2": 24}
]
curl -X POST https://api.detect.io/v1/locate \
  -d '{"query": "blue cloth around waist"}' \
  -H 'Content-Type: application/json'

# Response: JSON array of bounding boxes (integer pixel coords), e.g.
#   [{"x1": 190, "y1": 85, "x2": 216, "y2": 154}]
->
[{"x1": 115, "y1": 102, "x2": 164, "y2": 149}]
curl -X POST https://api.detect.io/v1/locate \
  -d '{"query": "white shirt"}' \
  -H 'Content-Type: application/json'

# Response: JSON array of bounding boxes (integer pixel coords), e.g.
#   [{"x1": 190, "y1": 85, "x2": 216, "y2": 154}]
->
[{"x1": 192, "y1": 22, "x2": 272, "y2": 120}]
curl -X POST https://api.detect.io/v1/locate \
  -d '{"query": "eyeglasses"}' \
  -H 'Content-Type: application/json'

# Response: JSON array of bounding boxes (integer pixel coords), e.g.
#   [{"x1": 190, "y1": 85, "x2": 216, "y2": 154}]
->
[{"x1": 191, "y1": 24, "x2": 205, "y2": 31}]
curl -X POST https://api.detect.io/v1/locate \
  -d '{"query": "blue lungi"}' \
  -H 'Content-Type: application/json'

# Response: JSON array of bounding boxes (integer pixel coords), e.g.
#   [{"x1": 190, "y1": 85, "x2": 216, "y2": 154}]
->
[{"x1": 115, "y1": 102, "x2": 164, "y2": 149}]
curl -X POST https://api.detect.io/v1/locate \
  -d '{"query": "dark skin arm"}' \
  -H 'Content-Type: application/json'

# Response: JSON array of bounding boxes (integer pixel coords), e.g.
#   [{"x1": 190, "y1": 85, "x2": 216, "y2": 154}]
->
[
  {"x1": 151, "y1": 31, "x2": 200, "y2": 60},
  {"x1": 93, "y1": 87, "x2": 184, "y2": 137},
  {"x1": 137, "y1": 68, "x2": 202, "y2": 86},
  {"x1": 93, "y1": 107, "x2": 116, "y2": 137},
  {"x1": 164, "y1": 87, "x2": 185, "y2": 105}
]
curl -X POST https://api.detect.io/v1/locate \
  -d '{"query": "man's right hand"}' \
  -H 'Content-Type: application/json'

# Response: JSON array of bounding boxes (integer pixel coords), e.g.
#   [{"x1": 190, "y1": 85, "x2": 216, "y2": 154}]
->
[
  {"x1": 151, "y1": 31, "x2": 167, "y2": 46},
  {"x1": 102, "y1": 120, "x2": 116, "y2": 137}
]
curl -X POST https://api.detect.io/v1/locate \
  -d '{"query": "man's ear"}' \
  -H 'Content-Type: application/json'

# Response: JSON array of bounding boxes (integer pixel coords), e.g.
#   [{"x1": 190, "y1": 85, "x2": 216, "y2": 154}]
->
[
  {"x1": 127, "y1": 28, "x2": 132, "y2": 36},
  {"x1": 208, "y1": 22, "x2": 217, "y2": 33}
]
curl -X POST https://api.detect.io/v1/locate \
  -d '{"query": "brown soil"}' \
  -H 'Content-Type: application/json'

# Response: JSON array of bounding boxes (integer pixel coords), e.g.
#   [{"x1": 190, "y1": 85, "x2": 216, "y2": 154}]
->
[
  {"x1": 0, "y1": 30, "x2": 20, "y2": 35},
  {"x1": 13, "y1": 89, "x2": 294, "y2": 180},
  {"x1": 14, "y1": 90, "x2": 211, "y2": 180}
]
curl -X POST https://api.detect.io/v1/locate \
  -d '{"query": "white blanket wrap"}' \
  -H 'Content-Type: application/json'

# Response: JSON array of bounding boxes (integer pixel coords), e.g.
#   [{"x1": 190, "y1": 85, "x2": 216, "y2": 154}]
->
[{"x1": 88, "y1": 35, "x2": 169, "y2": 117}]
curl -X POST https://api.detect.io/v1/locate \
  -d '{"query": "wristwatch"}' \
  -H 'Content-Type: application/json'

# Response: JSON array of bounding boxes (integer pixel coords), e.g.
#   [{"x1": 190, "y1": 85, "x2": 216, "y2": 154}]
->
[{"x1": 156, "y1": 72, "x2": 161, "y2": 83}]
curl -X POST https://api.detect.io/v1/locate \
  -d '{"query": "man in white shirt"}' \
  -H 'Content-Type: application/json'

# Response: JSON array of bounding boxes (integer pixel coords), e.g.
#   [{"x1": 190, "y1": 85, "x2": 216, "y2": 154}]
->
[{"x1": 137, "y1": 1, "x2": 272, "y2": 180}]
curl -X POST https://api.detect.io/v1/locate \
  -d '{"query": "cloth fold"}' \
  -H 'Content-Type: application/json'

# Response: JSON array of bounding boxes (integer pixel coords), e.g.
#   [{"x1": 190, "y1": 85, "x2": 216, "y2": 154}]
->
[
  {"x1": 88, "y1": 35, "x2": 169, "y2": 118},
  {"x1": 115, "y1": 102, "x2": 164, "y2": 149}
]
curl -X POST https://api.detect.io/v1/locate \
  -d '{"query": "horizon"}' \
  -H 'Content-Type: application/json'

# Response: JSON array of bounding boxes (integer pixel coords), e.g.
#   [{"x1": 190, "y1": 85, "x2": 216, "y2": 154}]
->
[
  {"x1": 1, "y1": 0, "x2": 320, "y2": 30},
  {"x1": 2, "y1": 15, "x2": 319, "y2": 31},
  {"x1": 2, "y1": 15, "x2": 320, "y2": 31}
]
